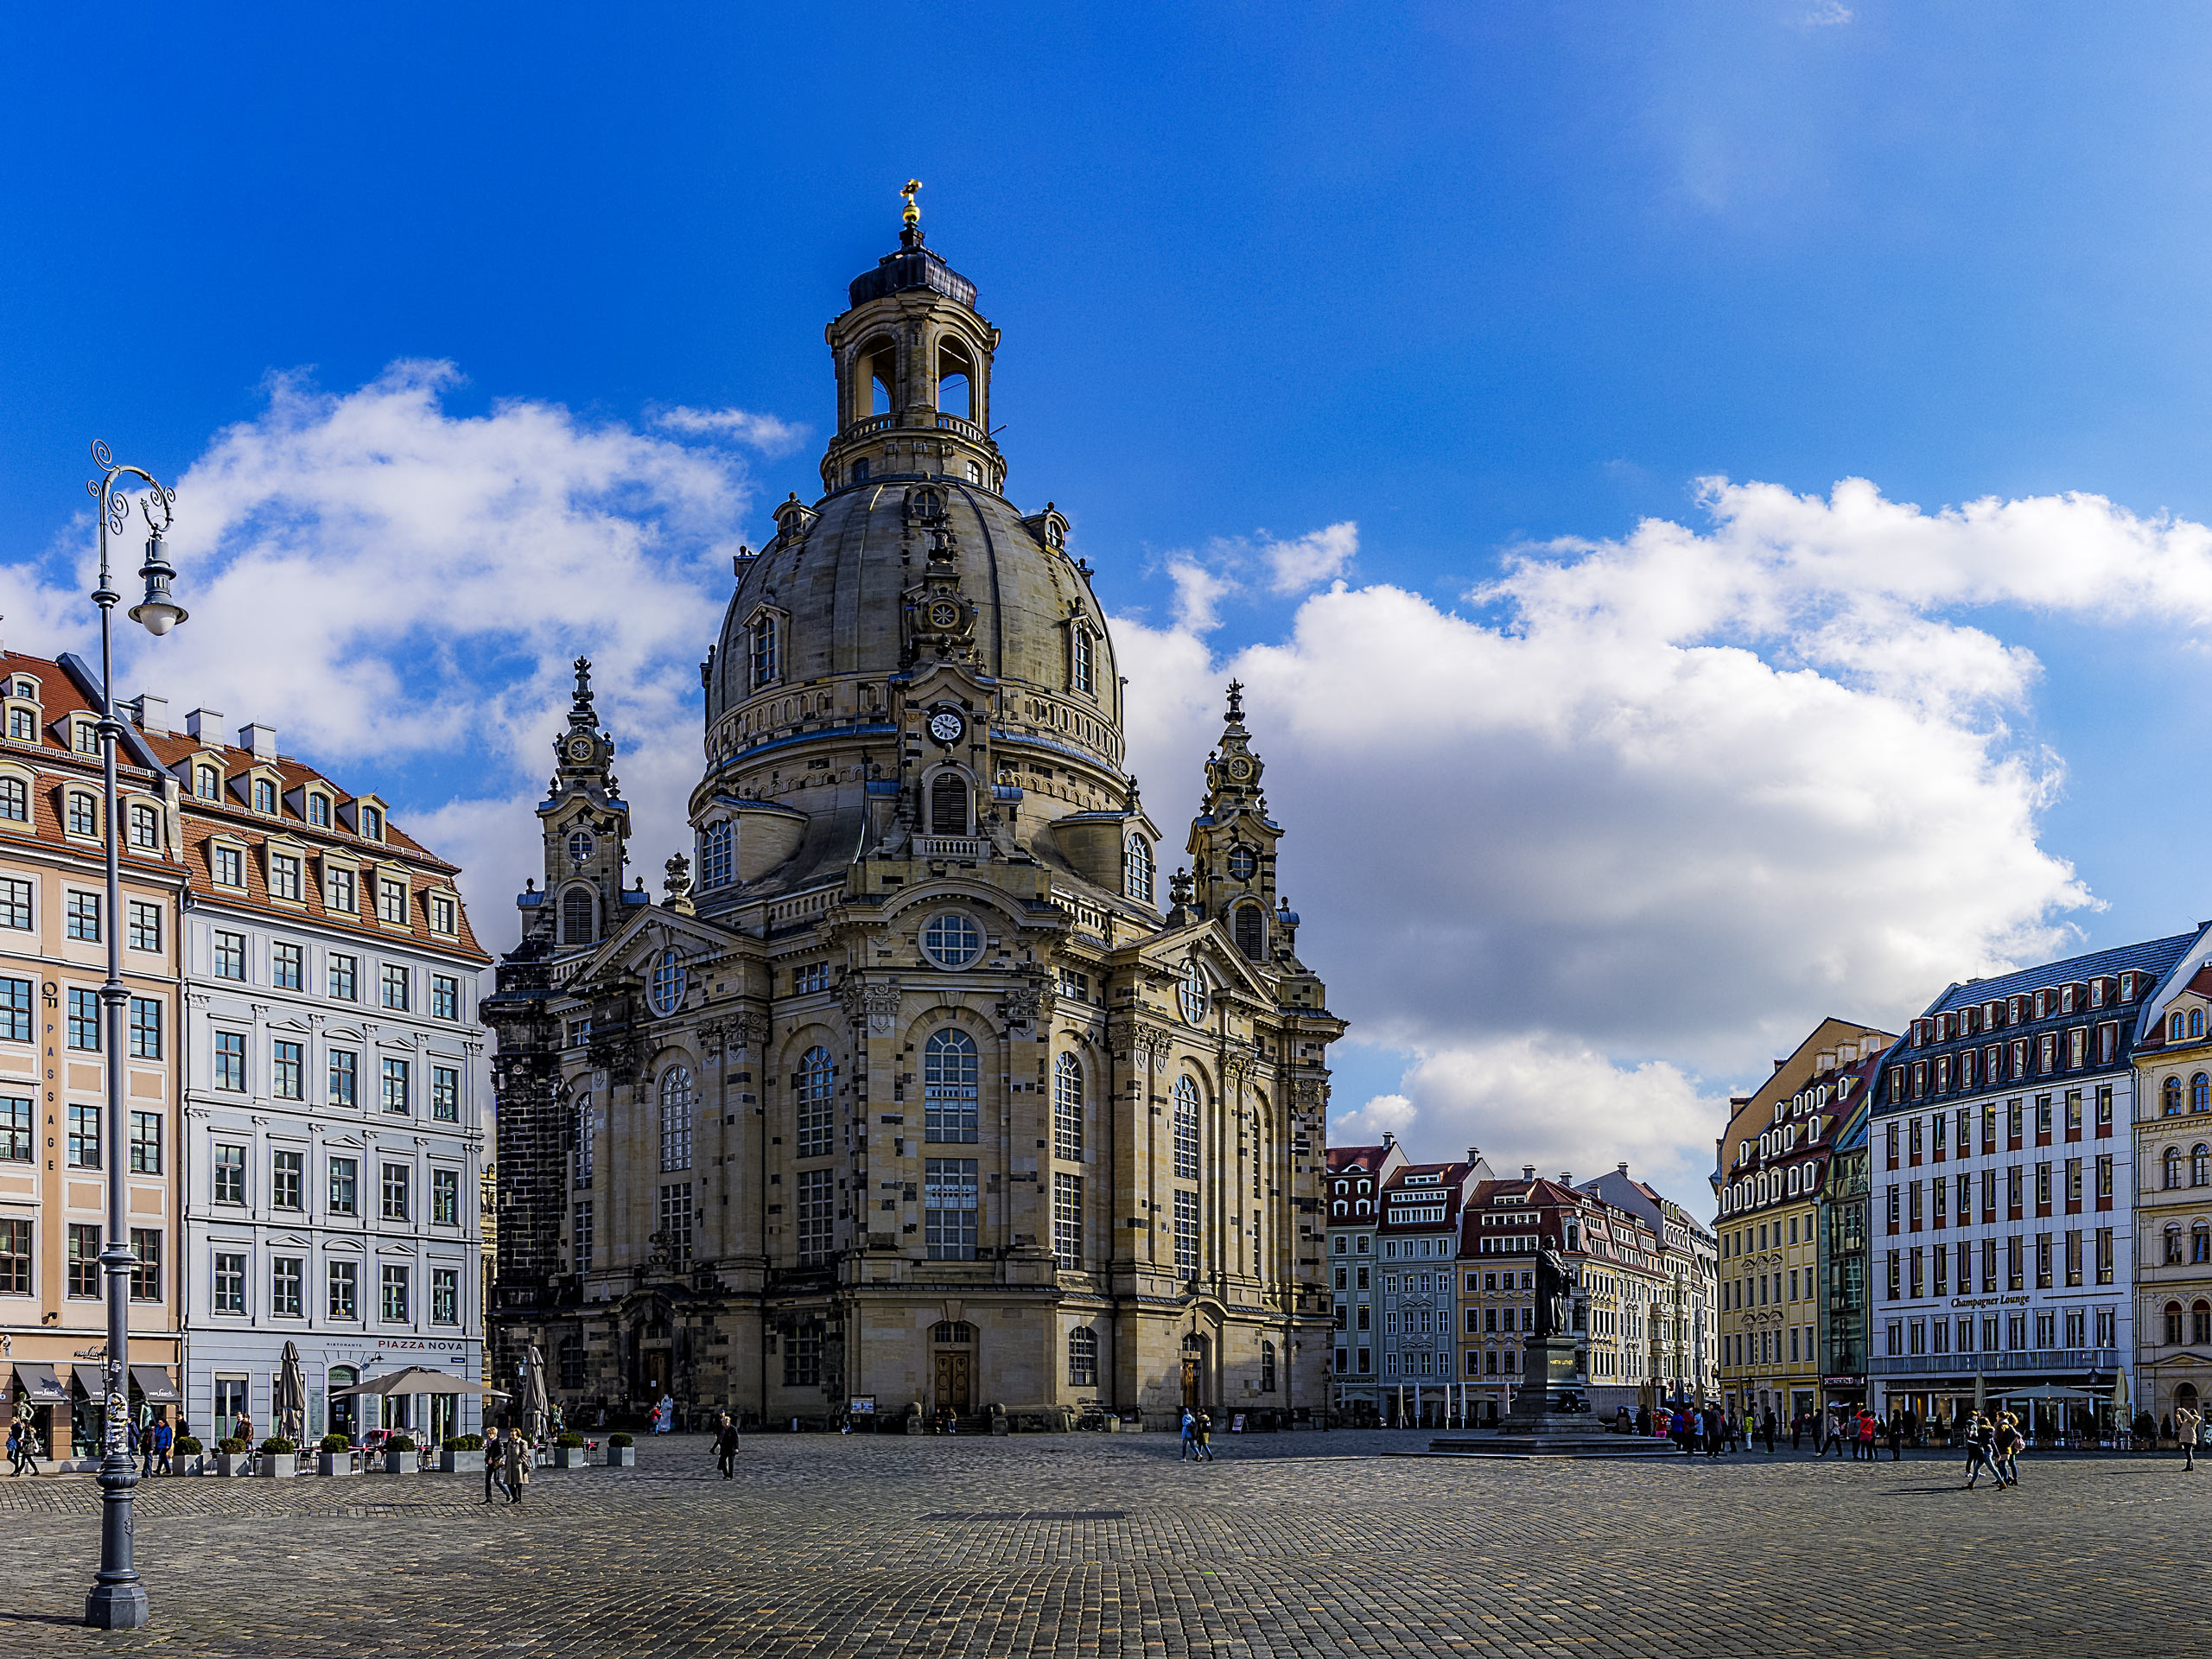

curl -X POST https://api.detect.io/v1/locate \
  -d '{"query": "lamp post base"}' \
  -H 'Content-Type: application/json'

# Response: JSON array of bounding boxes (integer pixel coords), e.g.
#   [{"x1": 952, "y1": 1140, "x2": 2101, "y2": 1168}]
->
[{"x1": 85, "y1": 1582, "x2": 150, "y2": 1630}]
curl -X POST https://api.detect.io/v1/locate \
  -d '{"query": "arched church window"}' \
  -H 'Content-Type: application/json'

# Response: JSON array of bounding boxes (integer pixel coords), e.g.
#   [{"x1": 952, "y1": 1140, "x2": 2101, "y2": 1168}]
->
[
  {"x1": 1234, "y1": 903, "x2": 1265, "y2": 963},
  {"x1": 574, "y1": 1093, "x2": 593, "y2": 1188},
  {"x1": 561, "y1": 887, "x2": 595, "y2": 946},
  {"x1": 751, "y1": 613, "x2": 779, "y2": 690},
  {"x1": 1067, "y1": 1326, "x2": 1098, "y2": 1388},
  {"x1": 700, "y1": 822, "x2": 733, "y2": 890},
  {"x1": 924, "y1": 1029, "x2": 979, "y2": 1143},
  {"x1": 1053, "y1": 1052, "x2": 1083, "y2": 1161},
  {"x1": 1173, "y1": 1076, "x2": 1200, "y2": 1180},
  {"x1": 796, "y1": 1046, "x2": 836, "y2": 1158},
  {"x1": 1071, "y1": 626, "x2": 1094, "y2": 696},
  {"x1": 1124, "y1": 837, "x2": 1154, "y2": 906},
  {"x1": 929, "y1": 772, "x2": 969, "y2": 836},
  {"x1": 658, "y1": 1066, "x2": 694, "y2": 1173},
  {"x1": 1260, "y1": 1341, "x2": 1277, "y2": 1393}
]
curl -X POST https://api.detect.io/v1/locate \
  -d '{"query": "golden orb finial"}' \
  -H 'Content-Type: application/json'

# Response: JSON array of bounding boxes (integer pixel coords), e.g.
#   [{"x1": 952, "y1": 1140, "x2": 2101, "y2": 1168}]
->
[{"x1": 901, "y1": 179, "x2": 923, "y2": 226}]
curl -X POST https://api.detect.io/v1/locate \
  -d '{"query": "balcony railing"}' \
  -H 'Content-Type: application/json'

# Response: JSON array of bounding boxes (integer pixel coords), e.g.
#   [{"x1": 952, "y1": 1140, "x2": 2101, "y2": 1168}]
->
[
  {"x1": 912, "y1": 836, "x2": 988, "y2": 861},
  {"x1": 1868, "y1": 1346, "x2": 2119, "y2": 1376}
]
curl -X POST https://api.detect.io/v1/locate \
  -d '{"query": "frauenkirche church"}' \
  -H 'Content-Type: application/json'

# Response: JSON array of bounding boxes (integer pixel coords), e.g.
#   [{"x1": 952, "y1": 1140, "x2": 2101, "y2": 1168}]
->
[{"x1": 486, "y1": 194, "x2": 1344, "y2": 1427}]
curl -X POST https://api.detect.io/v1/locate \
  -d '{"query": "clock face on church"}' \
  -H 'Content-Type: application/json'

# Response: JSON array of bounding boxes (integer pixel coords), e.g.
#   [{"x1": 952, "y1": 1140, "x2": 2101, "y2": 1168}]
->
[
  {"x1": 927, "y1": 709, "x2": 966, "y2": 746},
  {"x1": 566, "y1": 735, "x2": 594, "y2": 762},
  {"x1": 1227, "y1": 756, "x2": 1253, "y2": 780},
  {"x1": 926, "y1": 599, "x2": 963, "y2": 630}
]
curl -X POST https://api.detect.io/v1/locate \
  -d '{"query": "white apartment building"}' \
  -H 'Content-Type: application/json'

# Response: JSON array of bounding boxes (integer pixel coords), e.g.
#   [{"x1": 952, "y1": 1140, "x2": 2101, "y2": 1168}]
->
[{"x1": 138, "y1": 704, "x2": 492, "y2": 1446}]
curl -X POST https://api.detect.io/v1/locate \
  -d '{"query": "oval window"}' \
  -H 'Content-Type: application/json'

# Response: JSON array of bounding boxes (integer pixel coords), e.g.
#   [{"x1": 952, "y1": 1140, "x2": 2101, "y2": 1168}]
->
[
  {"x1": 1179, "y1": 959, "x2": 1208, "y2": 1027},
  {"x1": 921, "y1": 912, "x2": 982, "y2": 969},
  {"x1": 649, "y1": 948, "x2": 686, "y2": 1015}
]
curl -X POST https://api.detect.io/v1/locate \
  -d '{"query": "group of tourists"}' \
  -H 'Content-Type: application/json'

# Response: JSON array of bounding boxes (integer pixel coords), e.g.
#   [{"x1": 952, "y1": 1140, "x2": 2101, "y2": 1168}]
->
[
  {"x1": 480, "y1": 1423, "x2": 534, "y2": 1505},
  {"x1": 1179, "y1": 1408, "x2": 1217, "y2": 1461},
  {"x1": 1960, "y1": 1411, "x2": 2027, "y2": 1489}
]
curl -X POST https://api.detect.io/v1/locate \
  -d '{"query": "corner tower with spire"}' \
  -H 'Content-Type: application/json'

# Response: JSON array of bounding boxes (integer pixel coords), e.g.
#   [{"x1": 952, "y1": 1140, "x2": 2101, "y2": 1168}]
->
[{"x1": 486, "y1": 192, "x2": 1344, "y2": 1433}]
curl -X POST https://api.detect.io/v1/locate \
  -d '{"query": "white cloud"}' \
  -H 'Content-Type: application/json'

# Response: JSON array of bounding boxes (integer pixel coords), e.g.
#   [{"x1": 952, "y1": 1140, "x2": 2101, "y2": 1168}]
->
[
  {"x1": 1262, "y1": 521, "x2": 1357, "y2": 594},
  {"x1": 1166, "y1": 556, "x2": 1236, "y2": 633},
  {"x1": 652, "y1": 405, "x2": 809, "y2": 456},
  {"x1": 78, "y1": 361, "x2": 756, "y2": 933},
  {"x1": 1800, "y1": 1, "x2": 1853, "y2": 25},
  {"x1": 1115, "y1": 480, "x2": 2212, "y2": 1208}
]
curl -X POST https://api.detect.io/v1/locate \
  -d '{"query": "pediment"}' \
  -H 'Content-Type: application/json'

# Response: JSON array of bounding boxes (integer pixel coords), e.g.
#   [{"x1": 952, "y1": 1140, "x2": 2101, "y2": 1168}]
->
[
  {"x1": 569, "y1": 901, "x2": 738, "y2": 988},
  {"x1": 1121, "y1": 917, "x2": 1273, "y2": 1005}
]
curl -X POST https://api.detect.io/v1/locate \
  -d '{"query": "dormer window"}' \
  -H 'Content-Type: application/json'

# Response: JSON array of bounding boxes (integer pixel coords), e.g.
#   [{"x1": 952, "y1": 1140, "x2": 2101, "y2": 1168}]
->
[
  {"x1": 127, "y1": 803, "x2": 160, "y2": 851},
  {"x1": 253, "y1": 778, "x2": 277, "y2": 816},
  {"x1": 194, "y1": 765, "x2": 220, "y2": 801},
  {"x1": 212, "y1": 844, "x2": 245, "y2": 887},
  {"x1": 5, "y1": 708, "x2": 33, "y2": 743},
  {"x1": 1071, "y1": 623, "x2": 1095, "y2": 696},
  {"x1": 359, "y1": 805, "x2": 383, "y2": 841},
  {"x1": 1124, "y1": 836, "x2": 1154, "y2": 906},
  {"x1": 748, "y1": 608, "x2": 782, "y2": 691},
  {"x1": 377, "y1": 877, "x2": 408, "y2": 925},
  {"x1": 2122, "y1": 972, "x2": 2140, "y2": 1000},
  {"x1": 307, "y1": 793, "x2": 331, "y2": 828},
  {"x1": 429, "y1": 893, "x2": 457, "y2": 935},
  {"x1": 699, "y1": 821, "x2": 733, "y2": 889},
  {"x1": 10, "y1": 678, "x2": 35, "y2": 701},
  {"x1": 71, "y1": 719, "x2": 99, "y2": 756},
  {"x1": 66, "y1": 791, "x2": 98, "y2": 837}
]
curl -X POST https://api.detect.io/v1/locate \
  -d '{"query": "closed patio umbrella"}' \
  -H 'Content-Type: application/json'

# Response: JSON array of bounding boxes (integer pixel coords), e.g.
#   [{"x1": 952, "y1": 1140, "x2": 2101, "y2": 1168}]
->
[
  {"x1": 276, "y1": 1342, "x2": 308, "y2": 1444},
  {"x1": 516, "y1": 1345, "x2": 550, "y2": 1440}
]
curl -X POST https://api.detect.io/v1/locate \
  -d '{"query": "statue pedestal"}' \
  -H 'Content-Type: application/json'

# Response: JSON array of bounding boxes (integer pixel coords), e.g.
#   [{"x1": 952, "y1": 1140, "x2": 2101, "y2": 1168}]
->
[{"x1": 1427, "y1": 1337, "x2": 1682, "y2": 1459}]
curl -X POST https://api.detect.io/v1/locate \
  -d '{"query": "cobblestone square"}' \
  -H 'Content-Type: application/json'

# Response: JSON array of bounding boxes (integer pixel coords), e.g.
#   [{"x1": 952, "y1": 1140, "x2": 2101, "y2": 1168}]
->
[{"x1": 0, "y1": 1431, "x2": 2199, "y2": 1657}]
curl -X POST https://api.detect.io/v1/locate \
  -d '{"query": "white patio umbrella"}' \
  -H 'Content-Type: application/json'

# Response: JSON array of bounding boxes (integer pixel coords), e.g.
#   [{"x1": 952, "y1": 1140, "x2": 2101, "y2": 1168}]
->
[
  {"x1": 276, "y1": 1342, "x2": 308, "y2": 1444},
  {"x1": 327, "y1": 1365, "x2": 510, "y2": 1399}
]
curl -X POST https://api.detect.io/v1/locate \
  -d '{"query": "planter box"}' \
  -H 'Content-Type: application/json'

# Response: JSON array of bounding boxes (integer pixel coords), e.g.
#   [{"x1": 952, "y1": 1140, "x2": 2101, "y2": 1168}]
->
[
  {"x1": 380, "y1": 1451, "x2": 416, "y2": 1474},
  {"x1": 214, "y1": 1453, "x2": 245, "y2": 1478},
  {"x1": 552, "y1": 1446, "x2": 589, "y2": 1469},
  {"x1": 317, "y1": 1452, "x2": 355, "y2": 1477},
  {"x1": 604, "y1": 1445, "x2": 636, "y2": 1467},
  {"x1": 441, "y1": 1451, "x2": 484, "y2": 1473},
  {"x1": 257, "y1": 1453, "x2": 296, "y2": 1478}
]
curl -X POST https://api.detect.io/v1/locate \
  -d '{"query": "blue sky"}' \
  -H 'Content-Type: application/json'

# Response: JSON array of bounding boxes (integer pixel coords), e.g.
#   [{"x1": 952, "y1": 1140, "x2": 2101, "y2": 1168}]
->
[{"x1": 7, "y1": 3, "x2": 2212, "y2": 1201}]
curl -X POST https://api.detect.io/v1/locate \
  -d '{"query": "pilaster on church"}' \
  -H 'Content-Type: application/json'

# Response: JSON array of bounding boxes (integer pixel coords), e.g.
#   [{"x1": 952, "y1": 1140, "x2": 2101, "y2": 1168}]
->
[{"x1": 485, "y1": 195, "x2": 1344, "y2": 1428}]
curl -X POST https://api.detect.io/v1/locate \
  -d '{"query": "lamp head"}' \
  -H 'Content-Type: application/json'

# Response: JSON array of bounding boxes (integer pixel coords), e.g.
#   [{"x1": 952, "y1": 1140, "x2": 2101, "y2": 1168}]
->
[{"x1": 127, "y1": 530, "x2": 187, "y2": 636}]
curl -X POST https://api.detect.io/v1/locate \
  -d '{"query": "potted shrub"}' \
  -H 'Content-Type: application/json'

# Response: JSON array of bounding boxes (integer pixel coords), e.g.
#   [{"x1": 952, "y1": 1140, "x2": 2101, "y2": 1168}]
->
[
  {"x1": 257, "y1": 1437, "x2": 298, "y2": 1478},
  {"x1": 440, "y1": 1433, "x2": 486, "y2": 1474},
  {"x1": 316, "y1": 1433, "x2": 354, "y2": 1477},
  {"x1": 213, "y1": 1437, "x2": 249, "y2": 1477},
  {"x1": 553, "y1": 1431, "x2": 589, "y2": 1470},
  {"x1": 174, "y1": 1434, "x2": 203, "y2": 1473},
  {"x1": 606, "y1": 1430, "x2": 636, "y2": 1467},
  {"x1": 380, "y1": 1433, "x2": 417, "y2": 1474}
]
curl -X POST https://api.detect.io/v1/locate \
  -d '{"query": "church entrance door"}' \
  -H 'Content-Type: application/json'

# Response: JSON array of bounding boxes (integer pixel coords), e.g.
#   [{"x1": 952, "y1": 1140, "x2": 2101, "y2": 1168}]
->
[{"x1": 934, "y1": 1351, "x2": 972, "y2": 1414}]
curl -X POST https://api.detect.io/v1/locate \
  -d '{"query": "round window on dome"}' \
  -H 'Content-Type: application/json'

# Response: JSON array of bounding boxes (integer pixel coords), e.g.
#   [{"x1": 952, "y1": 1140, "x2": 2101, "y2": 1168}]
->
[
  {"x1": 649, "y1": 948, "x2": 686, "y2": 1016},
  {"x1": 921, "y1": 912, "x2": 983, "y2": 969},
  {"x1": 1179, "y1": 959, "x2": 1209, "y2": 1027}
]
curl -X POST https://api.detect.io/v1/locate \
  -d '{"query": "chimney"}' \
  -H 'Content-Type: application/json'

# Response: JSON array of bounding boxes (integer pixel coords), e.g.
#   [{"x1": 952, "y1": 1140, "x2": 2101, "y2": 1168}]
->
[
  {"x1": 132, "y1": 695, "x2": 169, "y2": 734},
  {"x1": 185, "y1": 709, "x2": 224, "y2": 743},
  {"x1": 1466, "y1": 1147, "x2": 1481, "y2": 1165},
  {"x1": 1381, "y1": 1131, "x2": 1395, "y2": 1149},
  {"x1": 1560, "y1": 1171, "x2": 1573, "y2": 1187},
  {"x1": 238, "y1": 722, "x2": 277, "y2": 760},
  {"x1": 1522, "y1": 1165, "x2": 1535, "y2": 1182},
  {"x1": 1618, "y1": 1161, "x2": 1630, "y2": 1177}
]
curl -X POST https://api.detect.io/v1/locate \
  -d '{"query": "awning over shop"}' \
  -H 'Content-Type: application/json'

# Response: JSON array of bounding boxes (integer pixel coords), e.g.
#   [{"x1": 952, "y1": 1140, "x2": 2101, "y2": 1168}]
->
[
  {"x1": 130, "y1": 1364, "x2": 181, "y2": 1403},
  {"x1": 12, "y1": 1362, "x2": 67, "y2": 1403}
]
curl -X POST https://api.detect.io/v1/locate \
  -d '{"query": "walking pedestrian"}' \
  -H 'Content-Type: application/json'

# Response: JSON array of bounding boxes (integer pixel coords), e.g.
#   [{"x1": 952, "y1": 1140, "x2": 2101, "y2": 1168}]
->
[
  {"x1": 1993, "y1": 1413, "x2": 2023, "y2": 1487},
  {"x1": 13, "y1": 1420, "x2": 41, "y2": 1477},
  {"x1": 1196, "y1": 1410, "x2": 1217, "y2": 1462},
  {"x1": 1706, "y1": 1410, "x2": 1722, "y2": 1459},
  {"x1": 1856, "y1": 1408, "x2": 1876, "y2": 1462},
  {"x1": 1789, "y1": 1411, "x2": 1802, "y2": 1452},
  {"x1": 1962, "y1": 1413, "x2": 1994, "y2": 1488},
  {"x1": 1886, "y1": 1413, "x2": 1903, "y2": 1462},
  {"x1": 715, "y1": 1413, "x2": 741, "y2": 1480},
  {"x1": 1762, "y1": 1408, "x2": 1777, "y2": 1454},
  {"x1": 2177, "y1": 1402, "x2": 2202, "y2": 1472},
  {"x1": 1179, "y1": 1408, "x2": 1199, "y2": 1461},
  {"x1": 1686, "y1": 1408, "x2": 1704, "y2": 1457},
  {"x1": 483, "y1": 1427, "x2": 505, "y2": 1503},
  {"x1": 508, "y1": 1429, "x2": 532, "y2": 1503},
  {"x1": 6, "y1": 1421, "x2": 21, "y2": 1477}
]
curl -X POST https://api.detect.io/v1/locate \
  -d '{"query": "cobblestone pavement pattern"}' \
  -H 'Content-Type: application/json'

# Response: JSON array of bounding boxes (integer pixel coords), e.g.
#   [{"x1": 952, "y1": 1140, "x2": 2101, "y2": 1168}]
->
[{"x1": 0, "y1": 1432, "x2": 2198, "y2": 1656}]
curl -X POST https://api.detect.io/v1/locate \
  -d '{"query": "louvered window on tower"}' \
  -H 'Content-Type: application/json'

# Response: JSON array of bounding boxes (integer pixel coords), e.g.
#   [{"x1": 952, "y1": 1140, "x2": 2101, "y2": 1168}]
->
[
  {"x1": 930, "y1": 772, "x2": 969, "y2": 835},
  {"x1": 1234, "y1": 904, "x2": 1264, "y2": 962},
  {"x1": 562, "y1": 887, "x2": 595, "y2": 945}
]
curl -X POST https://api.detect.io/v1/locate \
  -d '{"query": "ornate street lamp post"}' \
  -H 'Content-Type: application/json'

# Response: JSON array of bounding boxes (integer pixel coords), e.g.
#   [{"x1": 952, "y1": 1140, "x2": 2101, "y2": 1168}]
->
[{"x1": 83, "y1": 441, "x2": 184, "y2": 1631}]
